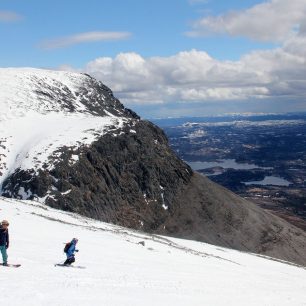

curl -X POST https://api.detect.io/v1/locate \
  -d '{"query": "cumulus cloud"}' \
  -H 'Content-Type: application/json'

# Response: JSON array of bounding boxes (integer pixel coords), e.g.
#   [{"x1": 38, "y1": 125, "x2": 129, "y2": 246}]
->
[
  {"x1": 58, "y1": 0, "x2": 306, "y2": 106},
  {"x1": 0, "y1": 10, "x2": 22, "y2": 22},
  {"x1": 39, "y1": 31, "x2": 131, "y2": 49},
  {"x1": 186, "y1": 0, "x2": 306, "y2": 42},
  {"x1": 80, "y1": 39, "x2": 306, "y2": 104}
]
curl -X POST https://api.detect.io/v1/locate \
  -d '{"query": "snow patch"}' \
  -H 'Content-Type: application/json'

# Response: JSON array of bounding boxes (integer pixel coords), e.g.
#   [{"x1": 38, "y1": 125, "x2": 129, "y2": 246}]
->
[
  {"x1": 160, "y1": 185, "x2": 168, "y2": 210},
  {"x1": 17, "y1": 187, "x2": 32, "y2": 200},
  {"x1": 61, "y1": 189, "x2": 71, "y2": 195}
]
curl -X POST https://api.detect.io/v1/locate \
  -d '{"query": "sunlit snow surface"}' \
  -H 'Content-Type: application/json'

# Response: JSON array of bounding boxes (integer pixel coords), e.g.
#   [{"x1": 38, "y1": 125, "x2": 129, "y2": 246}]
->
[
  {"x1": 0, "y1": 68, "x2": 129, "y2": 188},
  {"x1": 1, "y1": 197, "x2": 306, "y2": 306},
  {"x1": 0, "y1": 68, "x2": 97, "y2": 117}
]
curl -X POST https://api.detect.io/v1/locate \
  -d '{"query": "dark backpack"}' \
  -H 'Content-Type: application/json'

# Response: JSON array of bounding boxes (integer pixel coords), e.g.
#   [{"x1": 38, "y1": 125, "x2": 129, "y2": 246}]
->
[{"x1": 64, "y1": 242, "x2": 71, "y2": 253}]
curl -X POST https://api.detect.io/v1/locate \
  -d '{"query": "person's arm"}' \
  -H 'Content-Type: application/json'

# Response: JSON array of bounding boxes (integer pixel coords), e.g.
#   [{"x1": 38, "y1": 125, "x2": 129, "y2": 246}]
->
[{"x1": 6, "y1": 231, "x2": 9, "y2": 249}]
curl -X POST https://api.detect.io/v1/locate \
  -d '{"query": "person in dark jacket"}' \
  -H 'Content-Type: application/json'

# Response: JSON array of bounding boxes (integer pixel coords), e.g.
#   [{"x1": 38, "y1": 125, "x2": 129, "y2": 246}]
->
[
  {"x1": 64, "y1": 238, "x2": 79, "y2": 265},
  {"x1": 0, "y1": 220, "x2": 9, "y2": 266}
]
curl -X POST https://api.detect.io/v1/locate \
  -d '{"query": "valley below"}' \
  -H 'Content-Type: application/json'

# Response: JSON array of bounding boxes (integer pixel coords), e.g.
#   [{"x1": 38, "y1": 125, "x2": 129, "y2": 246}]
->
[{"x1": 154, "y1": 113, "x2": 306, "y2": 231}]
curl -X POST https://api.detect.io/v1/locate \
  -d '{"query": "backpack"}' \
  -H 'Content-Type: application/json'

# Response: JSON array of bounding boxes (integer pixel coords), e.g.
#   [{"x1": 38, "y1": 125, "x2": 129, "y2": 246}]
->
[{"x1": 64, "y1": 242, "x2": 72, "y2": 253}]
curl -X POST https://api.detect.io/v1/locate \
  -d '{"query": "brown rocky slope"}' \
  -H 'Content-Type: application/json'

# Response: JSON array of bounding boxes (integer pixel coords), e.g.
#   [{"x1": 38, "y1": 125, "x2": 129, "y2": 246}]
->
[{"x1": 161, "y1": 173, "x2": 306, "y2": 266}]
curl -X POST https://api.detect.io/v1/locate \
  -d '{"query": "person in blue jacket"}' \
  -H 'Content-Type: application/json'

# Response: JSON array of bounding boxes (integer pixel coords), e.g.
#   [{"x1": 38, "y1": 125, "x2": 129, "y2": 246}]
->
[
  {"x1": 0, "y1": 220, "x2": 9, "y2": 266},
  {"x1": 64, "y1": 238, "x2": 79, "y2": 265}
]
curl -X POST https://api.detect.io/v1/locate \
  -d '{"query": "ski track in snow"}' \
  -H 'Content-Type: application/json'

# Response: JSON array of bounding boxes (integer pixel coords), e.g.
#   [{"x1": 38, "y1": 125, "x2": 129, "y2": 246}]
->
[{"x1": 0, "y1": 196, "x2": 306, "y2": 306}]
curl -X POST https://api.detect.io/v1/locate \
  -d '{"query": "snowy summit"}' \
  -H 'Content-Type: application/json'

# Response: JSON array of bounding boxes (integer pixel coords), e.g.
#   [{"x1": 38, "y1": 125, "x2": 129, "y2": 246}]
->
[{"x1": 0, "y1": 68, "x2": 137, "y2": 197}]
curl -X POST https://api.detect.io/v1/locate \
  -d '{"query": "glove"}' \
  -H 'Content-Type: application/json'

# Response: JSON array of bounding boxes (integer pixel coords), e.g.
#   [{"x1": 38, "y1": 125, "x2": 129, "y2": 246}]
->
[
  {"x1": 6, "y1": 245, "x2": 9, "y2": 249},
  {"x1": 75, "y1": 250, "x2": 79, "y2": 252}
]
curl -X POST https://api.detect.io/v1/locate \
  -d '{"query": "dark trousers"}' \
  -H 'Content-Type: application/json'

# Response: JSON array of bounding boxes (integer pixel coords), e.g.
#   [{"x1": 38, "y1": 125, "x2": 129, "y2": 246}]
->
[{"x1": 64, "y1": 256, "x2": 75, "y2": 265}]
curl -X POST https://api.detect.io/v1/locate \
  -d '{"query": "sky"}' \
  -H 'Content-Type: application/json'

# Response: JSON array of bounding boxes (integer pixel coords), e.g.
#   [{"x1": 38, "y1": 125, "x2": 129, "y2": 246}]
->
[{"x1": 1, "y1": 0, "x2": 306, "y2": 118}]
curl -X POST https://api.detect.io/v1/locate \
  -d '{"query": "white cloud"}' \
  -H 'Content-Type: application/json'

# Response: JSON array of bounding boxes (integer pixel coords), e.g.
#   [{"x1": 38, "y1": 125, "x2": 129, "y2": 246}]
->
[
  {"x1": 58, "y1": 0, "x2": 306, "y2": 106},
  {"x1": 39, "y1": 31, "x2": 131, "y2": 49},
  {"x1": 186, "y1": 0, "x2": 306, "y2": 42},
  {"x1": 77, "y1": 36, "x2": 306, "y2": 105},
  {"x1": 0, "y1": 10, "x2": 22, "y2": 22}
]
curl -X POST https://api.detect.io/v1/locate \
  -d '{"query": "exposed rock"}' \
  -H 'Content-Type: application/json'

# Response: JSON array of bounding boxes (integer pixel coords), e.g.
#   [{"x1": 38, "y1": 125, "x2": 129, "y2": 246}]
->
[{"x1": 2, "y1": 120, "x2": 192, "y2": 232}]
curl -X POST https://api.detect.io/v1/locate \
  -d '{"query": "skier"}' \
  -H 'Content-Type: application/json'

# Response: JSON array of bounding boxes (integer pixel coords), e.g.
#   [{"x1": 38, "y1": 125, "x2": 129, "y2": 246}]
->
[
  {"x1": 0, "y1": 220, "x2": 9, "y2": 266},
  {"x1": 64, "y1": 238, "x2": 79, "y2": 265}
]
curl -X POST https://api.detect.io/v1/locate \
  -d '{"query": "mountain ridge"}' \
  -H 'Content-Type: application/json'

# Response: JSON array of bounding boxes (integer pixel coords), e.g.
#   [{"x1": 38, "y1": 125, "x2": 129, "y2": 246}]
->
[{"x1": 1, "y1": 68, "x2": 306, "y2": 266}]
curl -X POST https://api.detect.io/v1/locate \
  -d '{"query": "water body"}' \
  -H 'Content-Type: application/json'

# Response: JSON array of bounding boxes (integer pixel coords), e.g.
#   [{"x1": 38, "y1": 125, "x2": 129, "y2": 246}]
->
[
  {"x1": 243, "y1": 176, "x2": 291, "y2": 187},
  {"x1": 187, "y1": 159, "x2": 268, "y2": 171}
]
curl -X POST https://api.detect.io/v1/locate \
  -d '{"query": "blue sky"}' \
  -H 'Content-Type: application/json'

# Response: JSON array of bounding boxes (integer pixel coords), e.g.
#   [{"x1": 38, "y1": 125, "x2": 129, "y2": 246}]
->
[
  {"x1": 1, "y1": 0, "x2": 306, "y2": 117},
  {"x1": 1, "y1": 0, "x2": 274, "y2": 66}
]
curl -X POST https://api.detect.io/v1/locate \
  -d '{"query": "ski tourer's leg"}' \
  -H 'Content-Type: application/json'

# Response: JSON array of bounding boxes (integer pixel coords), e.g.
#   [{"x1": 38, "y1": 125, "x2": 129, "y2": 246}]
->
[
  {"x1": 64, "y1": 256, "x2": 75, "y2": 265},
  {"x1": 69, "y1": 256, "x2": 75, "y2": 264},
  {"x1": 0, "y1": 245, "x2": 8, "y2": 265},
  {"x1": 63, "y1": 258, "x2": 70, "y2": 265}
]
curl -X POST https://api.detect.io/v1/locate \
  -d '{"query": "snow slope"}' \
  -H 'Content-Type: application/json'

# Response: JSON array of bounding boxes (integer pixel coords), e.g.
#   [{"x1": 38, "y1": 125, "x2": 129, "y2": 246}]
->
[
  {"x1": 0, "y1": 68, "x2": 131, "y2": 191},
  {"x1": 1, "y1": 196, "x2": 306, "y2": 306},
  {"x1": 0, "y1": 68, "x2": 107, "y2": 117}
]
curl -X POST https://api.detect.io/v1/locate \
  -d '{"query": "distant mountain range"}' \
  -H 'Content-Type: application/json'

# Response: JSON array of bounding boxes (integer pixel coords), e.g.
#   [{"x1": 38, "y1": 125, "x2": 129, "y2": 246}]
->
[{"x1": 151, "y1": 113, "x2": 306, "y2": 127}]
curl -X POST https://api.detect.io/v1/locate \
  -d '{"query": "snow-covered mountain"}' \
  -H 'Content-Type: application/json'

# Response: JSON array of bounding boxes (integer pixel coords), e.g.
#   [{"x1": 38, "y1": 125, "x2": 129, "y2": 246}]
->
[
  {"x1": 0, "y1": 67, "x2": 193, "y2": 231},
  {"x1": 0, "y1": 68, "x2": 138, "y2": 195},
  {"x1": 2, "y1": 67, "x2": 306, "y2": 268},
  {"x1": 1, "y1": 196, "x2": 306, "y2": 306}
]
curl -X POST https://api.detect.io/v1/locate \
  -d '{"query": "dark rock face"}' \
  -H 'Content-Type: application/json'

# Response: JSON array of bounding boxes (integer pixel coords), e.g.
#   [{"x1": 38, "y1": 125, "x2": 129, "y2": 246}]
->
[
  {"x1": 2, "y1": 120, "x2": 192, "y2": 231},
  {"x1": 48, "y1": 120, "x2": 192, "y2": 231}
]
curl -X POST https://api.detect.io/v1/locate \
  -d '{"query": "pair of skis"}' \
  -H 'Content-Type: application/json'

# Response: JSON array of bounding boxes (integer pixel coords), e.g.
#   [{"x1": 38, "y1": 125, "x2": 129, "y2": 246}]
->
[
  {"x1": 54, "y1": 263, "x2": 86, "y2": 269},
  {"x1": 0, "y1": 263, "x2": 21, "y2": 268},
  {"x1": 1, "y1": 263, "x2": 85, "y2": 269}
]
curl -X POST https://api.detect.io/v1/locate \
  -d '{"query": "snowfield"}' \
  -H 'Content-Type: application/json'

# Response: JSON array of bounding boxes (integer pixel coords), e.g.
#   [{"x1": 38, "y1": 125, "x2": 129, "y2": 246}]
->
[
  {"x1": 0, "y1": 112, "x2": 125, "y2": 186},
  {"x1": 1, "y1": 197, "x2": 306, "y2": 306},
  {"x1": 0, "y1": 68, "x2": 97, "y2": 117}
]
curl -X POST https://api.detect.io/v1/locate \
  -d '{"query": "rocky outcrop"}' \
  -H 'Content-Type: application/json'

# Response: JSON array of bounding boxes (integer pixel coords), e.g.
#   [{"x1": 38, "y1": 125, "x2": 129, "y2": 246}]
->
[{"x1": 2, "y1": 120, "x2": 193, "y2": 231}]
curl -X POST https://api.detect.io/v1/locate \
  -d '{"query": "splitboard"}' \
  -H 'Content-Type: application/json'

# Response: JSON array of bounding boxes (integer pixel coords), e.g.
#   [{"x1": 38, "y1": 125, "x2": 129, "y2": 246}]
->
[
  {"x1": 55, "y1": 263, "x2": 86, "y2": 269},
  {"x1": 0, "y1": 263, "x2": 21, "y2": 268}
]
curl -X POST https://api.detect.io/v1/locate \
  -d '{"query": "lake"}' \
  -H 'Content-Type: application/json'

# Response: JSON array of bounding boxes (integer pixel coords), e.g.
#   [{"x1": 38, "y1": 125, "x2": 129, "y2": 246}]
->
[
  {"x1": 243, "y1": 176, "x2": 291, "y2": 187},
  {"x1": 187, "y1": 159, "x2": 269, "y2": 171}
]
